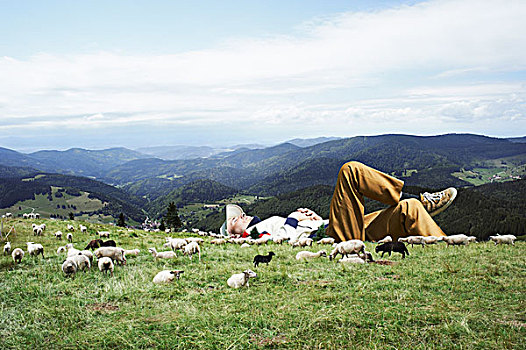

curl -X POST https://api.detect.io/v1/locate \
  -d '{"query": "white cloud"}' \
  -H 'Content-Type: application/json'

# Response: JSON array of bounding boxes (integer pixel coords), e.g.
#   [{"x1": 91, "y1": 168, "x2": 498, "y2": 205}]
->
[{"x1": 0, "y1": 0, "x2": 525, "y2": 145}]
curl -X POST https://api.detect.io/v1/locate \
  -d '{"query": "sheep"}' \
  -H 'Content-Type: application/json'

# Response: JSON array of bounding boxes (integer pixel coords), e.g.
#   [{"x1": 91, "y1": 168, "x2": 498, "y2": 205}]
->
[
  {"x1": 101, "y1": 239, "x2": 117, "y2": 247},
  {"x1": 377, "y1": 235, "x2": 392, "y2": 244},
  {"x1": 210, "y1": 238, "x2": 227, "y2": 245},
  {"x1": 94, "y1": 247, "x2": 127, "y2": 265},
  {"x1": 273, "y1": 236, "x2": 288, "y2": 245},
  {"x1": 153, "y1": 270, "x2": 184, "y2": 284},
  {"x1": 329, "y1": 240, "x2": 366, "y2": 261},
  {"x1": 398, "y1": 236, "x2": 425, "y2": 247},
  {"x1": 67, "y1": 253, "x2": 91, "y2": 271},
  {"x1": 5, "y1": 212, "x2": 12, "y2": 218},
  {"x1": 54, "y1": 231, "x2": 63, "y2": 240},
  {"x1": 66, "y1": 243, "x2": 81, "y2": 257},
  {"x1": 166, "y1": 238, "x2": 187, "y2": 251},
  {"x1": 183, "y1": 241, "x2": 201, "y2": 261},
  {"x1": 338, "y1": 255, "x2": 366, "y2": 264},
  {"x1": 148, "y1": 247, "x2": 176, "y2": 260},
  {"x1": 79, "y1": 225, "x2": 88, "y2": 233},
  {"x1": 185, "y1": 237, "x2": 204, "y2": 244},
  {"x1": 240, "y1": 243, "x2": 251, "y2": 248},
  {"x1": 227, "y1": 269, "x2": 257, "y2": 288},
  {"x1": 3, "y1": 242, "x2": 11, "y2": 255},
  {"x1": 23, "y1": 213, "x2": 29, "y2": 219},
  {"x1": 422, "y1": 236, "x2": 440, "y2": 245},
  {"x1": 123, "y1": 249, "x2": 140, "y2": 257},
  {"x1": 375, "y1": 242, "x2": 409, "y2": 259},
  {"x1": 57, "y1": 246, "x2": 67, "y2": 255},
  {"x1": 26, "y1": 242, "x2": 44, "y2": 258},
  {"x1": 12, "y1": 248, "x2": 24, "y2": 264},
  {"x1": 467, "y1": 236, "x2": 477, "y2": 244},
  {"x1": 253, "y1": 252, "x2": 275, "y2": 267},
  {"x1": 489, "y1": 234, "x2": 517, "y2": 245},
  {"x1": 67, "y1": 224, "x2": 75, "y2": 231},
  {"x1": 67, "y1": 233, "x2": 73, "y2": 242},
  {"x1": 85, "y1": 239, "x2": 103, "y2": 250},
  {"x1": 317, "y1": 237, "x2": 335, "y2": 245},
  {"x1": 295, "y1": 250, "x2": 327, "y2": 261},
  {"x1": 253, "y1": 235, "x2": 272, "y2": 245},
  {"x1": 80, "y1": 250, "x2": 94, "y2": 264},
  {"x1": 296, "y1": 237, "x2": 313, "y2": 247},
  {"x1": 441, "y1": 234, "x2": 470, "y2": 247},
  {"x1": 62, "y1": 259, "x2": 78, "y2": 277},
  {"x1": 98, "y1": 257, "x2": 114, "y2": 277},
  {"x1": 98, "y1": 231, "x2": 110, "y2": 238}
]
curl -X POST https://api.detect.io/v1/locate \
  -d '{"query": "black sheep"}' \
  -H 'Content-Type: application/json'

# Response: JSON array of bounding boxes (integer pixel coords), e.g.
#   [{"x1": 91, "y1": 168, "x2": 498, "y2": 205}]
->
[
  {"x1": 375, "y1": 242, "x2": 409, "y2": 259},
  {"x1": 101, "y1": 240, "x2": 117, "y2": 247},
  {"x1": 85, "y1": 239, "x2": 103, "y2": 250},
  {"x1": 253, "y1": 252, "x2": 275, "y2": 267}
]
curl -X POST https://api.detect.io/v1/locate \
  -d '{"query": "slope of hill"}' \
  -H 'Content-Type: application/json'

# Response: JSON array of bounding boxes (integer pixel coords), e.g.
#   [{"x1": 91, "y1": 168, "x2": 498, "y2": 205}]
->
[{"x1": 285, "y1": 136, "x2": 341, "y2": 147}]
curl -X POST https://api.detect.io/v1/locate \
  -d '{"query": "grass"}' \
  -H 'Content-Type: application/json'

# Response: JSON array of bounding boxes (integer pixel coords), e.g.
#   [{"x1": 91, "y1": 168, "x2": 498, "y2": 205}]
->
[{"x1": 1, "y1": 218, "x2": 525, "y2": 349}]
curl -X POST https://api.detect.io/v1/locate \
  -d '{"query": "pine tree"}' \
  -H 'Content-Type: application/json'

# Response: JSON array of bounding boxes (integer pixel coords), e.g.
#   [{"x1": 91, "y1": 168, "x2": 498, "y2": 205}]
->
[
  {"x1": 69, "y1": 212, "x2": 74, "y2": 220},
  {"x1": 159, "y1": 220, "x2": 166, "y2": 232},
  {"x1": 165, "y1": 202, "x2": 182, "y2": 230},
  {"x1": 117, "y1": 213, "x2": 126, "y2": 227}
]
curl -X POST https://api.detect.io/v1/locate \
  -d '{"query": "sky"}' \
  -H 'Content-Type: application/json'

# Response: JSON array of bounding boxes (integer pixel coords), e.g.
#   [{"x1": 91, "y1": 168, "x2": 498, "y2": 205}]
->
[{"x1": 0, "y1": 0, "x2": 525, "y2": 152}]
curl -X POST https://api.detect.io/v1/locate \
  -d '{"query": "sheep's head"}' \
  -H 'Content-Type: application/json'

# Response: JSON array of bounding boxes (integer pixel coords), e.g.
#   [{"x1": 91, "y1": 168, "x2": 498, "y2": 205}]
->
[
  {"x1": 171, "y1": 270, "x2": 184, "y2": 279},
  {"x1": 319, "y1": 250, "x2": 327, "y2": 257},
  {"x1": 268, "y1": 252, "x2": 275, "y2": 257},
  {"x1": 243, "y1": 269, "x2": 257, "y2": 278}
]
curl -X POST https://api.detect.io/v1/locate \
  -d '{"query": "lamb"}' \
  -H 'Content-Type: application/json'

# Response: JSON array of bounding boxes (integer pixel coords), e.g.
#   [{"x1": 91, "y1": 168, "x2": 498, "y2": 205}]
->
[
  {"x1": 441, "y1": 234, "x2": 470, "y2": 247},
  {"x1": 185, "y1": 237, "x2": 204, "y2": 244},
  {"x1": 317, "y1": 237, "x2": 335, "y2": 245},
  {"x1": 166, "y1": 238, "x2": 187, "y2": 251},
  {"x1": 227, "y1": 269, "x2": 257, "y2": 288},
  {"x1": 273, "y1": 236, "x2": 288, "y2": 245},
  {"x1": 295, "y1": 250, "x2": 327, "y2": 261},
  {"x1": 148, "y1": 247, "x2": 176, "y2": 260},
  {"x1": 489, "y1": 234, "x2": 517, "y2": 245},
  {"x1": 3, "y1": 242, "x2": 11, "y2": 255},
  {"x1": 94, "y1": 247, "x2": 127, "y2": 265},
  {"x1": 67, "y1": 233, "x2": 73, "y2": 242},
  {"x1": 54, "y1": 231, "x2": 63, "y2": 240},
  {"x1": 85, "y1": 239, "x2": 103, "y2": 250},
  {"x1": 152, "y1": 270, "x2": 184, "y2": 284},
  {"x1": 26, "y1": 242, "x2": 44, "y2": 258},
  {"x1": 422, "y1": 236, "x2": 440, "y2": 245},
  {"x1": 183, "y1": 241, "x2": 201, "y2": 261},
  {"x1": 329, "y1": 240, "x2": 366, "y2": 261},
  {"x1": 12, "y1": 248, "x2": 24, "y2": 263},
  {"x1": 62, "y1": 259, "x2": 78, "y2": 277},
  {"x1": 123, "y1": 249, "x2": 140, "y2": 257},
  {"x1": 377, "y1": 235, "x2": 392, "y2": 244},
  {"x1": 338, "y1": 255, "x2": 366, "y2": 264},
  {"x1": 210, "y1": 238, "x2": 227, "y2": 245},
  {"x1": 98, "y1": 231, "x2": 110, "y2": 238},
  {"x1": 67, "y1": 253, "x2": 91, "y2": 271},
  {"x1": 97, "y1": 257, "x2": 114, "y2": 276},
  {"x1": 295, "y1": 237, "x2": 313, "y2": 247},
  {"x1": 375, "y1": 241, "x2": 409, "y2": 259},
  {"x1": 398, "y1": 236, "x2": 425, "y2": 247},
  {"x1": 67, "y1": 224, "x2": 75, "y2": 231},
  {"x1": 253, "y1": 252, "x2": 275, "y2": 267},
  {"x1": 79, "y1": 225, "x2": 88, "y2": 233}
]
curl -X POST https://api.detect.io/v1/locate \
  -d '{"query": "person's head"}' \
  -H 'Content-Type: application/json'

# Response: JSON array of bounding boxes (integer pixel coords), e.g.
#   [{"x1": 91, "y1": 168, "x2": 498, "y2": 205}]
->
[{"x1": 220, "y1": 204, "x2": 253, "y2": 236}]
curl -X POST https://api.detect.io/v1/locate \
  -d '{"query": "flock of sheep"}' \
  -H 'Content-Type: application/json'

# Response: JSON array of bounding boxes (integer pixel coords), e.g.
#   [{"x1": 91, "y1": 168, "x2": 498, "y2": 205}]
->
[{"x1": 1, "y1": 217, "x2": 520, "y2": 289}]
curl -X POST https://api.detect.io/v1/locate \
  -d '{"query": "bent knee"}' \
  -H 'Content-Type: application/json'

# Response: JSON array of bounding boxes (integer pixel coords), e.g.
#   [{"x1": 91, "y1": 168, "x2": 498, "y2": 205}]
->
[
  {"x1": 402, "y1": 198, "x2": 426, "y2": 212},
  {"x1": 340, "y1": 161, "x2": 364, "y2": 174}
]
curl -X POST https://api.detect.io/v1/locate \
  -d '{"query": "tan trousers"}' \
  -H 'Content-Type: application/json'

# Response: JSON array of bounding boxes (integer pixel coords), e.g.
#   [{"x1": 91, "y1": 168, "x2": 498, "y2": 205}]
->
[{"x1": 326, "y1": 161, "x2": 445, "y2": 242}]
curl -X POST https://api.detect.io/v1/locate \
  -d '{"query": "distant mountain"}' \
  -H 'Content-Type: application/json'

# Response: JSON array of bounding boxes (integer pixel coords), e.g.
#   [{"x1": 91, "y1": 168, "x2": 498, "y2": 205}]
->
[
  {"x1": 285, "y1": 136, "x2": 341, "y2": 148},
  {"x1": 507, "y1": 136, "x2": 526, "y2": 143},
  {"x1": 0, "y1": 165, "x2": 40, "y2": 179},
  {"x1": 0, "y1": 147, "x2": 52, "y2": 170},
  {"x1": 136, "y1": 143, "x2": 266, "y2": 160}
]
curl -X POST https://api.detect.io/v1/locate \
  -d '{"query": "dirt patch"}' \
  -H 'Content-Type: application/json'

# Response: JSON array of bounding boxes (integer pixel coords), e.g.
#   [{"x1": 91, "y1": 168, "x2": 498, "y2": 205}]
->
[
  {"x1": 372, "y1": 260, "x2": 399, "y2": 266},
  {"x1": 250, "y1": 334, "x2": 288, "y2": 347},
  {"x1": 86, "y1": 302, "x2": 119, "y2": 312}
]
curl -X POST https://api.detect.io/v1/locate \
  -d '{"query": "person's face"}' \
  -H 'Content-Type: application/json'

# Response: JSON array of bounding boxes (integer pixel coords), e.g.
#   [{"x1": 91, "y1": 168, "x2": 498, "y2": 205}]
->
[{"x1": 228, "y1": 213, "x2": 253, "y2": 235}]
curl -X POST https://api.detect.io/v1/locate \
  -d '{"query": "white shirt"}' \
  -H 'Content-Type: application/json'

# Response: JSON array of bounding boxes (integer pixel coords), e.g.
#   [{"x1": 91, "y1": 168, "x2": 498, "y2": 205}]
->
[{"x1": 246, "y1": 216, "x2": 329, "y2": 242}]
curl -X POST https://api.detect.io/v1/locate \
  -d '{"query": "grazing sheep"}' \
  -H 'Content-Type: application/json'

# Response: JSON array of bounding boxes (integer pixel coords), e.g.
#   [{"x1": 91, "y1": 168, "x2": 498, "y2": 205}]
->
[
  {"x1": 153, "y1": 270, "x2": 184, "y2": 284},
  {"x1": 185, "y1": 237, "x2": 204, "y2": 244},
  {"x1": 67, "y1": 253, "x2": 91, "y2": 271},
  {"x1": 98, "y1": 231, "x2": 110, "y2": 238},
  {"x1": 66, "y1": 243, "x2": 81, "y2": 257},
  {"x1": 441, "y1": 234, "x2": 470, "y2": 246},
  {"x1": 338, "y1": 255, "x2": 366, "y2": 264},
  {"x1": 398, "y1": 236, "x2": 425, "y2": 247},
  {"x1": 94, "y1": 247, "x2": 127, "y2": 265},
  {"x1": 489, "y1": 234, "x2": 517, "y2": 245},
  {"x1": 57, "y1": 246, "x2": 67, "y2": 255},
  {"x1": 375, "y1": 242, "x2": 409, "y2": 259},
  {"x1": 317, "y1": 237, "x2": 335, "y2": 245},
  {"x1": 123, "y1": 249, "x2": 140, "y2": 257},
  {"x1": 329, "y1": 240, "x2": 366, "y2": 261},
  {"x1": 85, "y1": 239, "x2": 103, "y2": 250},
  {"x1": 253, "y1": 252, "x2": 275, "y2": 267},
  {"x1": 148, "y1": 247, "x2": 176, "y2": 260},
  {"x1": 377, "y1": 236, "x2": 392, "y2": 244},
  {"x1": 240, "y1": 243, "x2": 251, "y2": 248},
  {"x1": 422, "y1": 236, "x2": 440, "y2": 245},
  {"x1": 67, "y1": 233, "x2": 73, "y2": 242},
  {"x1": 67, "y1": 224, "x2": 75, "y2": 231},
  {"x1": 273, "y1": 236, "x2": 288, "y2": 245},
  {"x1": 467, "y1": 236, "x2": 477, "y2": 244},
  {"x1": 101, "y1": 239, "x2": 117, "y2": 247},
  {"x1": 295, "y1": 250, "x2": 327, "y2": 261},
  {"x1": 97, "y1": 257, "x2": 114, "y2": 277},
  {"x1": 79, "y1": 225, "x2": 88, "y2": 233},
  {"x1": 227, "y1": 269, "x2": 257, "y2": 288},
  {"x1": 62, "y1": 259, "x2": 78, "y2": 277},
  {"x1": 3, "y1": 242, "x2": 11, "y2": 255},
  {"x1": 12, "y1": 248, "x2": 24, "y2": 264},
  {"x1": 26, "y1": 242, "x2": 44, "y2": 258},
  {"x1": 5, "y1": 212, "x2": 12, "y2": 218},
  {"x1": 210, "y1": 238, "x2": 227, "y2": 245},
  {"x1": 80, "y1": 250, "x2": 94, "y2": 264},
  {"x1": 296, "y1": 237, "x2": 313, "y2": 247},
  {"x1": 183, "y1": 241, "x2": 201, "y2": 261},
  {"x1": 54, "y1": 231, "x2": 63, "y2": 240},
  {"x1": 166, "y1": 238, "x2": 187, "y2": 251},
  {"x1": 253, "y1": 235, "x2": 272, "y2": 245}
]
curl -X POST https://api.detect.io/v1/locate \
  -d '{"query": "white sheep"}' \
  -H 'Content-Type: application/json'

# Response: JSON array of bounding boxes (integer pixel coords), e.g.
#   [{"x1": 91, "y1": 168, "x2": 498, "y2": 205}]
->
[
  {"x1": 98, "y1": 257, "x2": 114, "y2": 276},
  {"x1": 467, "y1": 236, "x2": 477, "y2": 244},
  {"x1": 377, "y1": 236, "x2": 392, "y2": 244},
  {"x1": 67, "y1": 253, "x2": 91, "y2": 271},
  {"x1": 62, "y1": 259, "x2": 78, "y2": 277},
  {"x1": 152, "y1": 270, "x2": 184, "y2": 284},
  {"x1": 98, "y1": 231, "x2": 110, "y2": 238},
  {"x1": 166, "y1": 238, "x2": 187, "y2": 251},
  {"x1": 12, "y1": 248, "x2": 24, "y2": 264},
  {"x1": 80, "y1": 250, "x2": 94, "y2": 264},
  {"x1": 54, "y1": 231, "x2": 63, "y2": 239},
  {"x1": 398, "y1": 236, "x2": 425, "y2": 247},
  {"x1": 26, "y1": 242, "x2": 44, "y2": 258},
  {"x1": 57, "y1": 246, "x2": 67, "y2": 255},
  {"x1": 297, "y1": 237, "x2": 313, "y2": 247},
  {"x1": 148, "y1": 247, "x2": 176, "y2": 260},
  {"x1": 183, "y1": 241, "x2": 201, "y2": 261},
  {"x1": 123, "y1": 249, "x2": 140, "y2": 257},
  {"x1": 338, "y1": 255, "x2": 366, "y2": 264},
  {"x1": 185, "y1": 237, "x2": 204, "y2": 244},
  {"x1": 3, "y1": 242, "x2": 11, "y2": 255},
  {"x1": 210, "y1": 238, "x2": 227, "y2": 245},
  {"x1": 94, "y1": 247, "x2": 127, "y2": 265},
  {"x1": 317, "y1": 237, "x2": 335, "y2": 245},
  {"x1": 66, "y1": 243, "x2": 81, "y2": 257},
  {"x1": 67, "y1": 224, "x2": 75, "y2": 231},
  {"x1": 441, "y1": 234, "x2": 470, "y2": 246},
  {"x1": 80, "y1": 225, "x2": 87, "y2": 233},
  {"x1": 227, "y1": 269, "x2": 257, "y2": 288},
  {"x1": 273, "y1": 236, "x2": 288, "y2": 245},
  {"x1": 5, "y1": 212, "x2": 12, "y2": 218},
  {"x1": 422, "y1": 236, "x2": 440, "y2": 245},
  {"x1": 329, "y1": 240, "x2": 366, "y2": 261},
  {"x1": 295, "y1": 250, "x2": 327, "y2": 261},
  {"x1": 240, "y1": 243, "x2": 251, "y2": 248},
  {"x1": 489, "y1": 234, "x2": 517, "y2": 245},
  {"x1": 67, "y1": 233, "x2": 73, "y2": 242}
]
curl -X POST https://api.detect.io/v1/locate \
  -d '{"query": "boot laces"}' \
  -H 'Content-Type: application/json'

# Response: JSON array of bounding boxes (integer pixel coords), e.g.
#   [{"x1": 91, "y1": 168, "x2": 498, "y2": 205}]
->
[{"x1": 423, "y1": 191, "x2": 443, "y2": 204}]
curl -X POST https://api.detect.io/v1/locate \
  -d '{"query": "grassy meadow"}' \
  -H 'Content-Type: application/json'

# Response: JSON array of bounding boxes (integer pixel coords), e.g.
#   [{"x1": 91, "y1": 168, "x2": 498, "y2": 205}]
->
[{"x1": 0, "y1": 218, "x2": 525, "y2": 349}]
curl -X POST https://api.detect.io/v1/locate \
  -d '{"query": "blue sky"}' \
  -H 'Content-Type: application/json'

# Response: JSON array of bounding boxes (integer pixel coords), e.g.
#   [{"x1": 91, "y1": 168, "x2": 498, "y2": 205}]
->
[{"x1": 0, "y1": 0, "x2": 525, "y2": 152}]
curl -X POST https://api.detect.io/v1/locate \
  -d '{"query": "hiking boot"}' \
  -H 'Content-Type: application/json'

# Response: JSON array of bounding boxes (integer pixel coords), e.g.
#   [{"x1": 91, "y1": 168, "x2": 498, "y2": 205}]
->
[{"x1": 420, "y1": 187, "x2": 457, "y2": 217}]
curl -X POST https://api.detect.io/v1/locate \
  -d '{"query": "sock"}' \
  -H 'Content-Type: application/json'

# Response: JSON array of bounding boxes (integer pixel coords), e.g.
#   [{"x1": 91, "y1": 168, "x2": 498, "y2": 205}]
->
[{"x1": 400, "y1": 192, "x2": 419, "y2": 200}]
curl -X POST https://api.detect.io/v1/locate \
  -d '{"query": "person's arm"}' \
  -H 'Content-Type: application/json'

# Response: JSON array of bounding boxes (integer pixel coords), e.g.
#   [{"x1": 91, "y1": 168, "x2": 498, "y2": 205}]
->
[{"x1": 274, "y1": 208, "x2": 322, "y2": 241}]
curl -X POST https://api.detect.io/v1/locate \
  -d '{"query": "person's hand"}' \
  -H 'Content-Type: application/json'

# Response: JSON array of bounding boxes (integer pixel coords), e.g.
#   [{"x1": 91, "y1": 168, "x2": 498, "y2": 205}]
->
[{"x1": 288, "y1": 208, "x2": 322, "y2": 221}]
